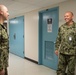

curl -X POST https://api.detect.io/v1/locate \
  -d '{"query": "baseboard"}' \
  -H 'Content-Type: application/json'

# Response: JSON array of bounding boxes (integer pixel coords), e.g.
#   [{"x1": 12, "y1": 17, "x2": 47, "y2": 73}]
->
[{"x1": 24, "y1": 57, "x2": 38, "y2": 64}]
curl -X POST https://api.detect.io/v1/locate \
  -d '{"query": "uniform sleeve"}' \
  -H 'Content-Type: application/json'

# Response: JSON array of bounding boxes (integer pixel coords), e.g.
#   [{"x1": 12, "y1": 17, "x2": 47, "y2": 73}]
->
[
  {"x1": 0, "y1": 29, "x2": 4, "y2": 70},
  {"x1": 55, "y1": 27, "x2": 61, "y2": 50}
]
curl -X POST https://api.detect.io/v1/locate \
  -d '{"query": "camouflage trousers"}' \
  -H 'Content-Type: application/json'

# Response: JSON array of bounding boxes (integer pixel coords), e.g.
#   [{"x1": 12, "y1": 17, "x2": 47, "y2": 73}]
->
[
  {"x1": 5, "y1": 68, "x2": 8, "y2": 75},
  {"x1": 57, "y1": 53, "x2": 76, "y2": 75}
]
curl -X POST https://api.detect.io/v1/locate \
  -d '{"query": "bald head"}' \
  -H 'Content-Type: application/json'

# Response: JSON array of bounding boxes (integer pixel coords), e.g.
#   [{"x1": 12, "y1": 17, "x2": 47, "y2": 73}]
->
[
  {"x1": 0, "y1": 4, "x2": 9, "y2": 21},
  {"x1": 64, "y1": 11, "x2": 74, "y2": 24},
  {"x1": 65, "y1": 11, "x2": 74, "y2": 16},
  {"x1": 0, "y1": 5, "x2": 3, "y2": 11},
  {"x1": 0, "y1": 5, "x2": 6, "y2": 11}
]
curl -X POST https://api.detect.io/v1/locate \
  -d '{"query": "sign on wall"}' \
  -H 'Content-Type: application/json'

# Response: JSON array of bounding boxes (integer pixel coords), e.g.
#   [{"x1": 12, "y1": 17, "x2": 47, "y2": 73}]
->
[{"x1": 47, "y1": 18, "x2": 52, "y2": 32}]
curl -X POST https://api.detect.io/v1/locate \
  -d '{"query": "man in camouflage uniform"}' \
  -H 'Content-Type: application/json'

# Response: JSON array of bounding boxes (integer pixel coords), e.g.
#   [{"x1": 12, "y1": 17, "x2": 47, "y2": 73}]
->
[
  {"x1": 0, "y1": 5, "x2": 9, "y2": 75},
  {"x1": 55, "y1": 11, "x2": 76, "y2": 75}
]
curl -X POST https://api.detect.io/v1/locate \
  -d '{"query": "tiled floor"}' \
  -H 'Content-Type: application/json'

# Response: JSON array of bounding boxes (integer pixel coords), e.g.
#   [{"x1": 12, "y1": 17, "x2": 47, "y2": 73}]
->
[{"x1": 8, "y1": 53, "x2": 56, "y2": 75}]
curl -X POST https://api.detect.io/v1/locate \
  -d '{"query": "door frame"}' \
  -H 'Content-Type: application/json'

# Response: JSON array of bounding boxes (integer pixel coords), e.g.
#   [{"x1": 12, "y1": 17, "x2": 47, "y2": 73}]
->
[{"x1": 38, "y1": 7, "x2": 59, "y2": 65}]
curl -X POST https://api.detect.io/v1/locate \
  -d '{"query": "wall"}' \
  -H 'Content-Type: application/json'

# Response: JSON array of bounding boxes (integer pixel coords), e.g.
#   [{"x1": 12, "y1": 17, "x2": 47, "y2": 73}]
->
[
  {"x1": 24, "y1": 0, "x2": 76, "y2": 62},
  {"x1": 59, "y1": 0, "x2": 76, "y2": 26},
  {"x1": 24, "y1": 11, "x2": 38, "y2": 61}
]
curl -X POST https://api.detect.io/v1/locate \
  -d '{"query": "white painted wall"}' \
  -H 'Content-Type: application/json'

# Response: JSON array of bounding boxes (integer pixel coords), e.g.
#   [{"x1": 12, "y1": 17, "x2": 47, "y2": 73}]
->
[
  {"x1": 24, "y1": 0, "x2": 76, "y2": 62},
  {"x1": 24, "y1": 11, "x2": 38, "y2": 61},
  {"x1": 59, "y1": 0, "x2": 76, "y2": 26}
]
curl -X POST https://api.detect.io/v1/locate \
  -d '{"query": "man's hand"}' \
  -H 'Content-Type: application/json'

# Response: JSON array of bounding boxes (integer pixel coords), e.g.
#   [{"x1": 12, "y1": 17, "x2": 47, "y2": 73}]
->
[
  {"x1": 0, "y1": 69, "x2": 5, "y2": 75},
  {"x1": 55, "y1": 50, "x2": 58, "y2": 56}
]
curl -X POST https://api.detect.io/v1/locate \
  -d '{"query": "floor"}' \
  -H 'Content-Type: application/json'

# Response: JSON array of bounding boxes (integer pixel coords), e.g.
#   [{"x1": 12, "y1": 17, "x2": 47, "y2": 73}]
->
[{"x1": 8, "y1": 53, "x2": 56, "y2": 75}]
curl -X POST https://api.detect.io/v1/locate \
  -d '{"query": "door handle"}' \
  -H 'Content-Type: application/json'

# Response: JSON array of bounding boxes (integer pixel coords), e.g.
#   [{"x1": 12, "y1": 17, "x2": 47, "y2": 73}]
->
[{"x1": 14, "y1": 33, "x2": 16, "y2": 39}]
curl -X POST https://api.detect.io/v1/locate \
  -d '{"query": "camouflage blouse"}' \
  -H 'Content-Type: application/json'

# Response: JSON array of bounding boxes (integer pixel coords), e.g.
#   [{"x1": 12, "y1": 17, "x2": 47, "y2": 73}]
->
[
  {"x1": 0, "y1": 24, "x2": 9, "y2": 70},
  {"x1": 55, "y1": 22, "x2": 76, "y2": 55}
]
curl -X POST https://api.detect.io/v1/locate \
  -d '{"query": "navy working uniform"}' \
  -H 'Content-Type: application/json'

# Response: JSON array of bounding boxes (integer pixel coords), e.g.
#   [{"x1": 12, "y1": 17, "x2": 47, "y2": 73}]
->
[
  {"x1": 0, "y1": 24, "x2": 9, "y2": 75},
  {"x1": 55, "y1": 22, "x2": 76, "y2": 75}
]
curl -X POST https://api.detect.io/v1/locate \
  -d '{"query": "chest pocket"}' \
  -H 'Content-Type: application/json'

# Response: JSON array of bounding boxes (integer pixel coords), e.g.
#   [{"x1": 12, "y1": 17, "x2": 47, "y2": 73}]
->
[
  {"x1": 66, "y1": 31, "x2": 76, "y2": 46},
  {"x1": 61, "y1": 27, "x2": 76, "y2": 47},
  {"x1": 1, "y1": 29, "x2": 8, "y2": 40}
]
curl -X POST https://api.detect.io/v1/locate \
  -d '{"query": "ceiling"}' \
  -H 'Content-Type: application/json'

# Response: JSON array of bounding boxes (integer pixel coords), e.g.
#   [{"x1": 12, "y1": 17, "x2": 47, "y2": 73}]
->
[{"x1": 0, "y1": 0, "x2": 67, "y2": 18}]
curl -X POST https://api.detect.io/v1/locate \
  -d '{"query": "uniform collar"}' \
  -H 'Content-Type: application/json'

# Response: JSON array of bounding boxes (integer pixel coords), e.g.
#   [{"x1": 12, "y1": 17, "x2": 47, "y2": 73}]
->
[
  {"x1": 64, "y1": 21, "x2": 75, "y2": 27},
  {"x1": 0, "y1": 23, "x2": 3, "y2": 26}
]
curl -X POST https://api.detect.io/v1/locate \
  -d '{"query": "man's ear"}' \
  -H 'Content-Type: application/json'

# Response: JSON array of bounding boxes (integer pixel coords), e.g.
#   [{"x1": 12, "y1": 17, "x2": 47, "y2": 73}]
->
[{"x1": 0, "y1": 11, "x2": 3, "y2": 15}]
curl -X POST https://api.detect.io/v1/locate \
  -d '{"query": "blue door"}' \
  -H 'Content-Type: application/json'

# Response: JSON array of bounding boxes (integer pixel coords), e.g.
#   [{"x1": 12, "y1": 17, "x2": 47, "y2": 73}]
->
[
  {"x1": 9, "y1": 16, "x2": 24, "y2": 58},
  {"x1": 39, "y1": 7, "x2": 59, "y2": 70}
]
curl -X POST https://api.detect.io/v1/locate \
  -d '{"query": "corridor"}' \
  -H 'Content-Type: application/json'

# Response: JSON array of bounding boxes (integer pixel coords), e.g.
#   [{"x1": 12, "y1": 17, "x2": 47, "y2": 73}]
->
[{"x1": 8, "y1": 53, "x2": 56, "y2": 75}]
